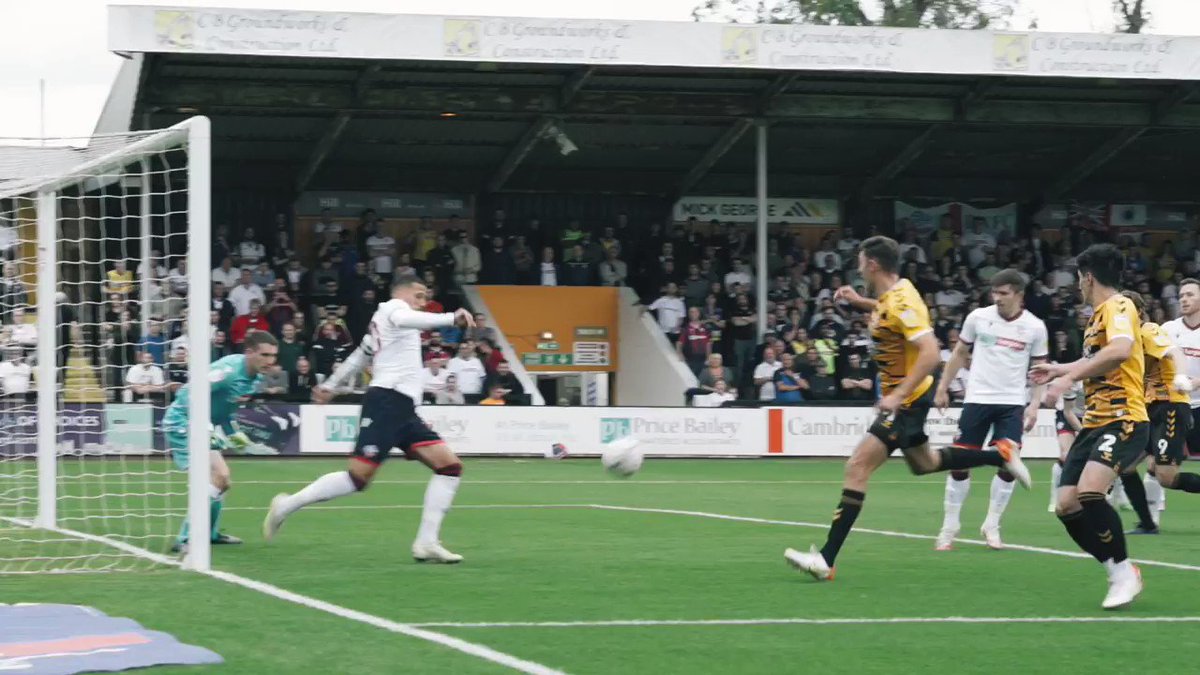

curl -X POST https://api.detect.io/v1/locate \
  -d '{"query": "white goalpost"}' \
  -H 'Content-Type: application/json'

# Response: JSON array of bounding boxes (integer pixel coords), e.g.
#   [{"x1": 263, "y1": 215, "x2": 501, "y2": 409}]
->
[{"x1": 0, "y1": 117, "x2": 213, "y2": 573}]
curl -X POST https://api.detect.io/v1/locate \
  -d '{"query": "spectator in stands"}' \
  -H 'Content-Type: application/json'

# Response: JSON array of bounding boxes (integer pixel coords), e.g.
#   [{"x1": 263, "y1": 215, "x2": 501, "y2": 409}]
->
[
  {"x1": 424, "y1": 332, "x2": 453, "y2": 362},
  {"x1": 962, "y1": 217, "x2": 996, "y2": 267},
  {"x1": 141, "y1": 250, "x2": 168, "y2": 280},
  {"x1": 211, "y1": 329, "x2": 230, "y2": 360},
  {"x1": 436, "y1": 374, "x2": 466, "y2": 405},
  {"x1": 166, "y1": 259, "x2": 188, "y2": 297},
  {"x1": 138, "y1": 319, "x2": 169, "y2": 365},
  {"x1": 723, "y1": 258, "x2": 753, "y2": 291},
  {"x1": 839, "y1": 352, "x2": 875, "y2": 400},
  {"x1": 211, "y1": 224, "x2": 234, "y2": 265},
  {"x1": 447, "y1": 341, "x2": 486, "y2": 397},
  {"x1": 125, "y1": 350, "x2": 165, "y2": 402},
  {"x1": 648, "y1": 283, "x2": 686, "y2": 344},
  {"x1": 273, "y1": 323, "x2": 302, "y2": 375},
  {"x1": 538, "y1": 246, "x2": 561, "y2": 287},
  {"x1": 105, "y1": 260, "x2": 135, "y2": 297},
  {"x1": 0, "y1": 346, "x2": 32, "y2": 399},
  {"x1": 287, "y1": 356, "x2": 316, "y2": 397},
  {"x1": 0, "y1": 261, "x2": 27, "y2": 324},
  {"x1": 229, "y1": 269, "x2": 265, "y2": 317},
  {"x1": 728, "y1": 293, "x2": 757, "y2": 377},
  {"x1": 805, "y1": 360, "x2": 839, "y2": 400},
  {"x1": 773, "y1": 353, "x2": 805, "y2": 404},
  {"x1": 692, "y1": 379, "x2": 735, "y2": 408},
  {"x1": 423, "y1": 358, "x2": 450, "y2": 402},
  {"x1": 598, "y1": 246, "x2": 629, "y2": 287},
  {"x1": 264, "y1": 285, "x2": 299, "y2": 334},
  {"x1": 165, "y1": 346, "x2": 189, "y2": 395},
  {"x1": 696, "y1": 353, "x2": 735, "y2": 394},
  {"x1": 238, "y1": 227, "x2": 266, "y2": 267},
  {"x1": 206, "y1": 281, "x2": 233, "y2": 333},
  {"x1": 231, "y1": 300, "x2": 270, "y2": 348},
  {"x1": 211, "y1": 257, "x2": 239, "y2": 290},
  {"x1": 479, "y1": 385, "x2": 508, "y2": 406},
  {"x1": 482, "y1": 360, "x2": 525, "y2": 404},
  {"x1": 257, "y1": 363, "x2": 289, "y2": 397},
  {"x1": 934, "y1": 276, "x2": 966, "y2": 310},
  {"x1": 251, "y1": 261, "x2": 275, "y2": 289},
  {"x1": 753, "y1": 347, "x2": 782, "y2": 401},
  {"x1": 677, "y1": 307, "x2": 712, "y2": 375},
  {"x1": 682, "y1": 264, "x2": 709, "y2": 308},
  {"x1": 475, "y1": 338, "x2": 504, "y2": 373},
  {"x1": 509, "y1": 235, "x2": 535, "y2": 284},
  {"x1": 562, "y1": 244, "x2": 593, "y2": 286},
  {"x1": 271, "y1": 231, "x2": 295, "y2": 273},
  {"x1": 452, "y1": 231, "x2": 482, "y2": 286},
  {"x1": 481, "y1": 235, "x2": 517, "y2": 284},
  {"x1": 311, "y1": 322, "x2": 350, "y2": 376},
  {"x1": 8, "y1": 308, "x2": 35, "y2": 351},
  {"x1": 465, "y1": 313, "x2": 498, "y2": 345}
]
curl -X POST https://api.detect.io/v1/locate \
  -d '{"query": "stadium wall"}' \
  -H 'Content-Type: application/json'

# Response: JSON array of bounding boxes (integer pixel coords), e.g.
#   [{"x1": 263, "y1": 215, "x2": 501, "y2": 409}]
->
[{"x1": 616, "y1": 287, "x2": 698, "y2": 406}]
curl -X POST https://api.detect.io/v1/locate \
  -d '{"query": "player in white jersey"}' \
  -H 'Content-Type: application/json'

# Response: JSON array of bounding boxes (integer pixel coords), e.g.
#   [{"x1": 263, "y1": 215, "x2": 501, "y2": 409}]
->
[
  {"x1": 263, "y1": 275, "x2": 476, "y2": 563},
  {"x1": 933, "y1": 270, "x2": 1048, "y2": 550},
  {"x1": 1153, "y1": 278, "x2": 1200, "y2": 514},
  {"x1": 1048, "y1": 381, "x2": 1084, "y2": 512}
]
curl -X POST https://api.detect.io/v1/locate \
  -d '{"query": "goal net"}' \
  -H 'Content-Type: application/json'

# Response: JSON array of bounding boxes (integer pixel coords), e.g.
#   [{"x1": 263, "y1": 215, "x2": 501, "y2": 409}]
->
[{"x1": 0, "y1": 117, "x2": 213, "y2": 573}]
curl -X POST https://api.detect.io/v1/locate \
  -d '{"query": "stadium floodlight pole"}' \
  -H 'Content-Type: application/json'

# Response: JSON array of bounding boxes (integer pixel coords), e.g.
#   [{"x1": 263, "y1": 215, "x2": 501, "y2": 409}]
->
[
  {"x1": 34, "y1": 190, "x2": 57, "y2": 529},
  {"x1": 183, "y1": 116, "x2": 212, "y2": 571},
  {"x1": 139, "y1": 158, "x2": 152, "y2": 341},
  {"x1": 755, "y1": 121, "x2": 768, "y2": 340}
]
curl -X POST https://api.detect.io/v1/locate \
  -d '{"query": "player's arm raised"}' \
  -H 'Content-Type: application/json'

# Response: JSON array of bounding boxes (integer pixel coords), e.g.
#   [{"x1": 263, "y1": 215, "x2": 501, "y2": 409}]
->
[
  {"x1": 834, "y1": 285, "x2": 875, "y2": 312},
  {"x1": 1162, "y1": 345, "x2": 1195, "y2": 393},
  {"x1": 314, "y1": 336, "x2": 376, "y2": 403}
]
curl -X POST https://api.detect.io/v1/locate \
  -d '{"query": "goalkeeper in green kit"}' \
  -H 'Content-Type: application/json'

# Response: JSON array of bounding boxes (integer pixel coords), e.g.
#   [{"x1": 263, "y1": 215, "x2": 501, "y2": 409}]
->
[{"x1": 162, "y1": 332, "x2": 279, "y2": 552}]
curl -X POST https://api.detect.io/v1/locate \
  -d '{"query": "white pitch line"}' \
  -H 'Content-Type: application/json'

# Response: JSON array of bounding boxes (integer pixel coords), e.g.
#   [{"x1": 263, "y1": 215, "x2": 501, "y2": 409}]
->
[
  {"x1": 590, "y1": 505, "x2": 1200, "y2": 573},
  {"x1": 202, "y1": 568, "x2": 565, "y2": 675},
  {"x1": 225, "y1": 504, "x2": 589, "y2": 512},
  {"x1": 412, "y1": 615, "x2": 1200, "y2": 629},
  {"x1": 233, "y1": 479, "x2": 940, "y2": 486}
]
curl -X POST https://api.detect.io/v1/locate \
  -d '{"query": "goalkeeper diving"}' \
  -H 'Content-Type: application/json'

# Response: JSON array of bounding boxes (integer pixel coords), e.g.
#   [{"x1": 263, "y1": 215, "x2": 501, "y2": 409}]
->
[{"x1": 162, "y1": 331, "x2": 279, "y2": 552}]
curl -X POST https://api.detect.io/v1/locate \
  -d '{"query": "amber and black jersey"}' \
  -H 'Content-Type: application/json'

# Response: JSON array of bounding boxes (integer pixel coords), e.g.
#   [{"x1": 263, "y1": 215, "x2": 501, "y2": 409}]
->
[
  {"x1": 1140, "y1": 322, "x2": 1189, "y2": 405},
  {"x1": 1081, "y1": 294, "x2": 1148, "y2": 428},
  {"x1": 869, "y1": 279, "x2": 933, "y2": 406}
]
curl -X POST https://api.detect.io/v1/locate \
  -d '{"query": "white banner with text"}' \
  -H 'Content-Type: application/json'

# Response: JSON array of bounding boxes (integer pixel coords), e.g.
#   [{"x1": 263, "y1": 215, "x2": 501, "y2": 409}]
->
[
  {"x1": 298, "y1": 404, "x2": 1060, "y2": 458},
  {"x1": 110, "y1": 6, "x2": 1200, "y2": 80}
]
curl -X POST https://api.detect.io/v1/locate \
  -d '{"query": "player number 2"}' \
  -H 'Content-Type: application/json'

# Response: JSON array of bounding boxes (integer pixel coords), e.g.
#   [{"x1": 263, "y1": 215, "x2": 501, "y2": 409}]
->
[{"x1": 1098, "y1": 434, "x2": 1116, "y2": 459}]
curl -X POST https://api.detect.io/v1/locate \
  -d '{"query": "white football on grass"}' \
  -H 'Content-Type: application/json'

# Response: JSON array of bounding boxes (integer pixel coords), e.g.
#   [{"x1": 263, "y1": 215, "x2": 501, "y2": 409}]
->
[{"x1": 601, "y1": 437, "x2": 643, "y2": 477}]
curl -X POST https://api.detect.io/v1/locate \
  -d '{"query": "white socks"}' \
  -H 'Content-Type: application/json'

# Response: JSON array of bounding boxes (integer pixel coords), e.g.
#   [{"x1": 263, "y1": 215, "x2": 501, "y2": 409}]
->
[
  {"x1": 1050, "y1": 462, "x2": 1062, "y2": 508},
  {"x1": 1144, "y1": 473, "x2": 1164, "y2": 513},
  {"x1": 941, "y1": 475, "x2": 970, "y2": 532},
  {"x1": 416, "y1": 475, "x2": 461, "y2": 545},
  {"x1": 279, "y1": 471, "x2": 358, "y2": 517},
  {"x1": 983, "y1": 475, "x2": 1015, "y2": 529}
]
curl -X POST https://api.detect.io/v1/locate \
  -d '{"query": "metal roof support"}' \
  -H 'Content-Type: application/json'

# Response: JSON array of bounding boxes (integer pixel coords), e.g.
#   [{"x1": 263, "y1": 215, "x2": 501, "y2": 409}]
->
[
  {"x1": 486, "y1": 68, "x2": 595, "y2": 193},
  {"x1": 676, "y1": 118, "x2": 754, "y2": 197},
  {"x1": 1043, "y1": 83, "x2": 1197, "y2": 201},
  {"x1": 857, "y1": 124, "x2": 940, "y2": 201},
  {"x1": 294, "y1": 63, "x2": 381, "y2": 193}
]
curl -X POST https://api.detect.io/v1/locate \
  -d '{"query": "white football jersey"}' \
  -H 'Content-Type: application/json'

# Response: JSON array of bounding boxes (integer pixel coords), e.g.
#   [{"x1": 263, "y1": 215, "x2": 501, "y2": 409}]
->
[
  {"x1": 959, "y1": 306, "x2": 1049, "y2": 406},
  {"x1": 1162, "y1": 317, "x2": 1200, "y2": 408},
  {"x1": 357, "y1": 299, "x2": 454, "y2": 401}
]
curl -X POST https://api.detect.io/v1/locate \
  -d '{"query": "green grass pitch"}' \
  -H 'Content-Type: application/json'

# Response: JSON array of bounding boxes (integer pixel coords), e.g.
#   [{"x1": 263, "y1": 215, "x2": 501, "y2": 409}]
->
[{"x1": 7, "y1": 457, "x2": 1200, "y2": 674}]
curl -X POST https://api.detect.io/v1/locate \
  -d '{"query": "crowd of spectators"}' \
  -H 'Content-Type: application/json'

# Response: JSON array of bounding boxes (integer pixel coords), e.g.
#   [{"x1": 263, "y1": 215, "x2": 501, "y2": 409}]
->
[{"x1": 2, "y1": 204, "x2": 1197, "y2": 410}]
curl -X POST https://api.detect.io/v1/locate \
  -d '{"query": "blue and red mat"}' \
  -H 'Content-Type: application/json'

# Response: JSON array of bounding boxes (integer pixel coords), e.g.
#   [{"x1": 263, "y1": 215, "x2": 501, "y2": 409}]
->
[{"x1": 0, "y1": 604, "x2": 221, "y2": 674}]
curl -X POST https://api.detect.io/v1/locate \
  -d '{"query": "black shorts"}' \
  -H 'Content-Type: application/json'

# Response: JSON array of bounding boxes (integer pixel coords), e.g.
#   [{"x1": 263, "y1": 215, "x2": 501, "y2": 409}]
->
[
  {"x1": 1055, "y1": 411, "x2": 1078, "y2": 436},
  {"x1": 352, "y1": 388, "x2": 442, "y2": 465},
  {"x1": 953, "y1": 403, "x2": 1024, "y2": 449},
  {"x1": 1186, "y1": 406, "x2": 1200, "y2": 458},
  {"x1": 1061, "y1": 420, "x2": 1150, "y2": 487},
  {"x1": 1149, "y1": 401, "x2": 1192, "y2": 467},
  {"x1": 868, "y1": 390, "x2": 931, "y2": 452}
]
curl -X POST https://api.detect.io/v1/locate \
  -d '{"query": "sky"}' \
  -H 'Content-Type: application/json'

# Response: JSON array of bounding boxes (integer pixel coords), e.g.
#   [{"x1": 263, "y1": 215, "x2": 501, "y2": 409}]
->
[{"x1": 3, "y1": 0, "x2": 1200, "y2": 139}]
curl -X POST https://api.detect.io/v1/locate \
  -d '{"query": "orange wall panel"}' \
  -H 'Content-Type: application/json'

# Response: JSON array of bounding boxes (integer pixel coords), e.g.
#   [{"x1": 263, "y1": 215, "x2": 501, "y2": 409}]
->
[{"x1": 475, "y1": 286, "x2": 618, "y2": 372}]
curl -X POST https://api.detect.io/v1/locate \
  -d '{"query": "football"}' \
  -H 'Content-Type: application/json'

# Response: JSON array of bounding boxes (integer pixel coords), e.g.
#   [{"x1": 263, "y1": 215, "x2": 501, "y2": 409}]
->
[{"x1": 601, "y1": 436, "x2": 643, "y2": 477}]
